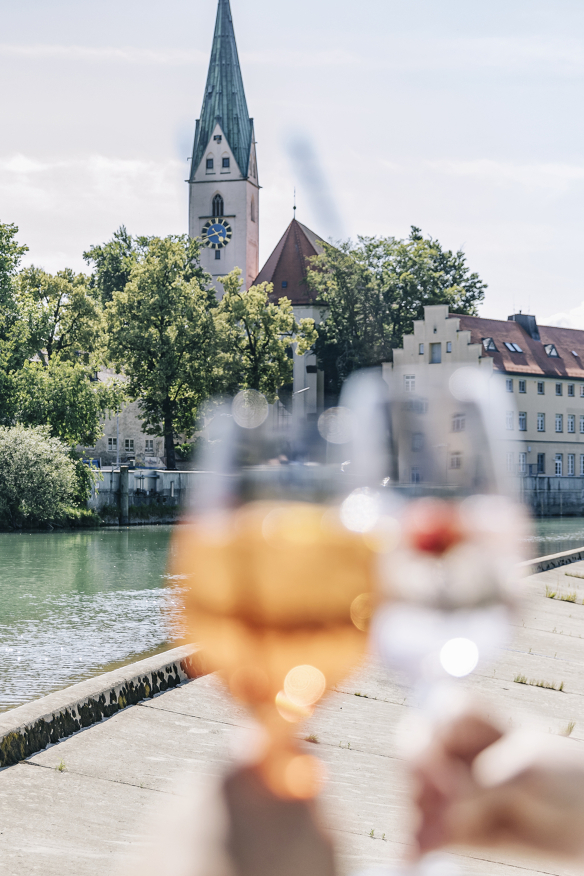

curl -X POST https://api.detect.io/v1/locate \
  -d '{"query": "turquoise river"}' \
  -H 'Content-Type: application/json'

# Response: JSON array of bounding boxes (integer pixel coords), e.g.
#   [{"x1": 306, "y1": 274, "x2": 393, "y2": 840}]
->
[{"x1": 1, "y1": 518, "x2": 583, "y2": 712}]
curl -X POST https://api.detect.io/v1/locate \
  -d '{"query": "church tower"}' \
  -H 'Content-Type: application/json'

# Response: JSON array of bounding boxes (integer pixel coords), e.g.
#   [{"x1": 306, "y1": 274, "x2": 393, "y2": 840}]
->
[{"x1": 188, "y1": 0, "x2": 259, "y2": 293}]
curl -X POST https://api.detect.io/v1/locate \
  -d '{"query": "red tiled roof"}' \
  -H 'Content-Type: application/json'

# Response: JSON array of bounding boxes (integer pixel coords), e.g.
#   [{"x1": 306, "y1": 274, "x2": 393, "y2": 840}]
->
[
  {"x1": 455, "y1": 314, "x2": 584, "y2": 378},
  {"x1": 254, "y1": 218, "x2": 324, "y2": 305}
]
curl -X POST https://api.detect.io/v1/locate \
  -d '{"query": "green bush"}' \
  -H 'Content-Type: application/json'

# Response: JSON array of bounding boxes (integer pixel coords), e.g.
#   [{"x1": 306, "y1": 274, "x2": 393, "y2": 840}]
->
[{"x1": 0, "y1": 425, "x2": 76, "y2": 528}]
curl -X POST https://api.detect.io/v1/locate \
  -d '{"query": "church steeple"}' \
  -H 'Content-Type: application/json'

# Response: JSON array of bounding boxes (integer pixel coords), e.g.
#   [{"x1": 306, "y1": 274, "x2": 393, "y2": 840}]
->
[
  {"x1": 190, "y1": 0, "x2": 253, "y2": 179},
  {"x1": 188, "y1": 0, "x2": 259, "y2": 293}
]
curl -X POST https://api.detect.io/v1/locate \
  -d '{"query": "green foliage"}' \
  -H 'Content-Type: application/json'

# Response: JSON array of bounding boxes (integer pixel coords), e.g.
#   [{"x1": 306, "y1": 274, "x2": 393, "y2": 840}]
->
[
  {"x1": 16, "y1": 265, "x2": 102, "y2": 365},
  {"x1": 215, "y1": 270, "x2": 317, "y2": 402},
  {"x1": 0, "y1": 222, "x2": 28, "y2": 313},
  {"x1": 12, "y1": 359, "x2": 125, "y2": 447},
  {"x1": 106, "y1": 234, "x2": 214, "y2": 470},
  {"x1": 307, "y1": 227, "x2": 487, "y2": 397},
  {"x1": 0, "y1": 425, "x2": 76, "y2": 527},
  {"x1": 83, "y1": 225, "x2": 142, "y2": 305}
]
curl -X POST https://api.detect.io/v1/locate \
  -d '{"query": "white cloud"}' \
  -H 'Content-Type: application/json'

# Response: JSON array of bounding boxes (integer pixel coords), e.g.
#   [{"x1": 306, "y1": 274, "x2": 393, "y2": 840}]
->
[
  {"x1": 0, "y1": 153, "x2": 185, "y2": 273},
  {"x1": 543, "y1": 303, "x2": 584, "y2": 330},
  {"x1": 426, "y1": 159, "x2": 584, "y2": 191}
]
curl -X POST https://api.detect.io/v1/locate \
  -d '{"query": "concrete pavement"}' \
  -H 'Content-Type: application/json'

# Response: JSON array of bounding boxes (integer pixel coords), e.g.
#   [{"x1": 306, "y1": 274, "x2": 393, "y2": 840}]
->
[{"x1": 2, "y1": 564, "x2": 584, "y2": 876}]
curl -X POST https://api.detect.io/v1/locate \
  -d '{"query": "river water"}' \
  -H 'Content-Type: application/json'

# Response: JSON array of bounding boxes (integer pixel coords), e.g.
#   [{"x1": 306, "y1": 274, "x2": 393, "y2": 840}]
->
[
  {"x1": 0, "y1": 526, "x2": 181, "y2": 713},
  {"x1": 2, "y1": 518, "x2": 584, "y2": 714}
]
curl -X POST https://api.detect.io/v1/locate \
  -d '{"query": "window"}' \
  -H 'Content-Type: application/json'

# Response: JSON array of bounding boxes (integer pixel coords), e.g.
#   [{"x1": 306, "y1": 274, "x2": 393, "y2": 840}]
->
[
  {"x1": 212, "y1": 194, "x2": 224, "y2": 216},
  {"x1": 506, "y1": 411, "x2": 514, "y2": 430},
  {"x1": 537, "y1": 381, "x2": 544, "y2": 394},
  {"x1": 568, "y1": 414, "x2": 575, "y2": 433},
  {"x1": 581, "y1": 386, "x2": 584, "y2": 398},
  {"x1": 450, "y1": 452, "x2": 462, "y2": 470},
  {"x1": 412, "y1": 432, "x2": 424, "y2": 452},
  {"x1": 430, "y1": 343, "x2": 441, "y2": 364},
  {"x1": 545, "y1": 344, "x2": 559, "y2": 357},
  {"x1": 580, "y1": 415, "x2": 584, "y2": 434},
  {"x1": 537, "y1": 412, "x2": 545, "y2": 432},
  {"x1": 482, "y1": 337, "x2": 497, "y2": 352},
  {"x1": 518, "y1": 452, "x2": 527, "y2": 474},
  {"x1": 215, "y1": 249, "x2": 221, "y2": 260},
  {"x1": 556, "y1": 414, "x2": 563, "y2": 432},
  {"x1": 125, "y1": 439, "x2": 134, "y2": 452},
  {"x1": 555, "y1": 454, "x2": 563, "y2": 476},
  {"x1": 404, "y1": 375, "x2": 415, "y2": 392},
  {"x1": 506, "y1": 452, "x2": 514, "y2": 473},
  {"x1": 419, "y1": 343, "x2": 424, "y2": 355},
  {"x1": 251, "y1": 195, "x2": 256, "y2": 222},
  {"x1": 568, "y1": 384, "x2": 575, "y2": 397},
  {"x1": 556, "y1": 383, "x2": 563, "y2": 396},
  {"x1": 281, "y1": 281, "x2": 288, "y2": 288},
  {"x1": 519, "y1": 380, "x2": 526, "y2": 393},
  {"x1": 581, "y1": 454, "x2": 584, "y2": 477},
  {"x1": 446, "y1": 341, "x2": 452, "y2": 353},
  {"x1": 411, "y1": 467, "x2": 421, "y2": 483},
  {"x1": 206, "y1": 157, "x2": 214, "y2": 170},
  {"x1": 145, "y1": 439, "x2": 154, "y2": 453},
  {"x1": 506, "y1": 378, "x2": 513, "y2": 392},
  {"x1": 568, "y1": 454, "x2": 575, "y2": 476},
  {"x1": 537, "y1": 453, "x2": 545, "y2": 474},
  {"x1": 504, "y1": 341, "x2": 523, "y2": 353},
  {"x1": 222, "y1": 157, "x2": 230, "y2": 168},
  {"x1": 519, "y1": 412, "x2": 527, "y2": 431},
  {"x1": 108, "y1": 437, "x2": 117, "y2": 451},
  {"x1": 452, "y1": 413, "x2": 466, "y2": 432}
]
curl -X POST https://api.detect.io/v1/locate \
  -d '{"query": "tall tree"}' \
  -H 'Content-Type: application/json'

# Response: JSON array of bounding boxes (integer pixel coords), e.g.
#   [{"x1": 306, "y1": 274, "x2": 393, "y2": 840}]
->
[
  {"x1": 307, "y1": 227, "x2": 487, "y2": 398},
  {"x1": 83, "y1": 225, "x2": 142, "y2": 305},
  {"x1": 16, "y1": 266, "x2": 102, "y2": 365},
  {"x1": 106, "y1": 235, "x2": 215, "y2": 471},
  {"x1": 215, "y1": 270, "x2": 317, "y2": 402}
]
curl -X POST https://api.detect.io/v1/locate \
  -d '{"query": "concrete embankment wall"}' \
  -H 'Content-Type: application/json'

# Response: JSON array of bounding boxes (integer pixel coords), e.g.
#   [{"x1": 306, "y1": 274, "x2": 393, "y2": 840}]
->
[
  {"x1": 520, "y1": 476, "x2": 584, "y2": 517},
  {"x1": 0, "y1": 645, "x2": 206, "y2": 769}
]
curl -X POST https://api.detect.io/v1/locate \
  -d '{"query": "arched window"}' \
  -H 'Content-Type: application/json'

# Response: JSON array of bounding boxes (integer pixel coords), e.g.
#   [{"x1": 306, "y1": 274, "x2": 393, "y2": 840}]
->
[
  {"x1": 212, "y1": 194, "x2": 224, "y2": 217},
  {"x1": 250, "y1": 195, "x2": 256, "y2": 223}
]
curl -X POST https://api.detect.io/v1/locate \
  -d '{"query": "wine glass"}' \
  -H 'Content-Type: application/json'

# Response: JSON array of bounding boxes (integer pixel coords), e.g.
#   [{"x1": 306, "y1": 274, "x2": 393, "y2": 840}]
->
[
  {"x1": 169, "y1": 390, "x2": 377, "y2": 800},
  {"x1": 340, "y1": 366, "x2": 528, "y2": 873}
]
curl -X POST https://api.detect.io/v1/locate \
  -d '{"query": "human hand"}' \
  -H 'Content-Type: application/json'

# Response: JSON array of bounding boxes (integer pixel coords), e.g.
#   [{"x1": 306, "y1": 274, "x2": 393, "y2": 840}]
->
[{"x1": 413, "y1": 712, "x2": 584, "y2": 859}]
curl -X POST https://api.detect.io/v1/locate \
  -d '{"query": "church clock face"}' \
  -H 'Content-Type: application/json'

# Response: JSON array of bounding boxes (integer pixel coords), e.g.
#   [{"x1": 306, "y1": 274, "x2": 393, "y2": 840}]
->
[{"x1": 201, "y1": 218, "x2": 232, "y2": 249}]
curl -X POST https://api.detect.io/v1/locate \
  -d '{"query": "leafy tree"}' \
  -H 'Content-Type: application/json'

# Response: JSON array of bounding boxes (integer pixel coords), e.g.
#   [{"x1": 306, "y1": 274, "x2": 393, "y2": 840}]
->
[
  {"x1": 0, "y1": 222, "x2": 28, "y2": 313},
  {"x1": 215, "y1": 270, "x2": 318, "y2": 402},
  {"x1": 307, "y1": 227, "x2": 487, "y2": 397},
  {"x1": 16, "y1": 266, "x2": 102, "y2": 366},
  {"x1": 83, "y1": 225, "x2": 141, "y2": 305},
  {"x1": 12, "y1": 360, "x2": 123, "y2": 447},
  {"x1": 106, "y1": 235, "x2": 215, "y2": 471},
  {"x1": 0, "y1": 425, "x2": 76, "y2": 528}
]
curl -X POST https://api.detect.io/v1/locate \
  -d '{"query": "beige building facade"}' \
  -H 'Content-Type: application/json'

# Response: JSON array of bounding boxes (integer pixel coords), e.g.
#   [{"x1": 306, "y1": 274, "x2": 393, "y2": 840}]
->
[{"x1": 385, "y1": 305, "x2": 584, "y2": 478}]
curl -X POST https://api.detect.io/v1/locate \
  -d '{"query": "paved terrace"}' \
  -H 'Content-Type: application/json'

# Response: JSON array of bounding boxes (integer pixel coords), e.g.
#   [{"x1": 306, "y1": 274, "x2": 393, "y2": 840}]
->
[{"x1": 2, "y1": 561, "x2": 584, "y2": 876}]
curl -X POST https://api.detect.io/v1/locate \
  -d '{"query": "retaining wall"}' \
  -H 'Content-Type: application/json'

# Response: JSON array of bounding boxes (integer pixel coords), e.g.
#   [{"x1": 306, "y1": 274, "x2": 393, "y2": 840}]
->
[
  {"x1": 0, "y1": 645, "x2": 206, "y2": 769},
  {"x1": 520, "y1": 476, "x2": 584, "y2": 517}
]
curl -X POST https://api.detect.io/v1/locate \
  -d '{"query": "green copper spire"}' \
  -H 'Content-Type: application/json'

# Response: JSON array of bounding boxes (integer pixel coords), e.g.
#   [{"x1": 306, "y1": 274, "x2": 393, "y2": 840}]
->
[{"x1": 190, "y1": 0, "x2": 253, "y2": 179}]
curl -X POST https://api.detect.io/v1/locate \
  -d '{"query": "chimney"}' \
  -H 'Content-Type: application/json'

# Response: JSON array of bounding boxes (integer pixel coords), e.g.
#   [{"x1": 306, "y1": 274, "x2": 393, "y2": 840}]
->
[{"x1": 508, "y1": 313, "x2": 540, "y2": 342}]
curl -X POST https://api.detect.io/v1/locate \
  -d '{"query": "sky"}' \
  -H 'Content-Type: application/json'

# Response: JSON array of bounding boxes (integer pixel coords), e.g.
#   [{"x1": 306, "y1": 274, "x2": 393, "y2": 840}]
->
[{"x1": 1, "y1": 0, "x2": 583, "y2": 326}]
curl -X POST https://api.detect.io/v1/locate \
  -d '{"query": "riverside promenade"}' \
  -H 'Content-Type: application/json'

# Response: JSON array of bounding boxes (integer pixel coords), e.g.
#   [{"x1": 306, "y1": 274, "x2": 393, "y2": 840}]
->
[{"x1": 2, "y1": 556, "x2": 584, "y2": 876}]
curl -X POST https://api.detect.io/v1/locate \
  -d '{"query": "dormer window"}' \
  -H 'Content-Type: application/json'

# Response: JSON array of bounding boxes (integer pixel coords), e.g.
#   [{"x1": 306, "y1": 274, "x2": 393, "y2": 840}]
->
[
  {"x1": 206, "y1": 158, "x2": 214, "y2": 170},
  {"x1": 281, "y1": 281, "x2": 288, "y2": 289},
  {"x1": 482, "y1": 337, "x2": 497, "y2": 352},
  {"x1": 222, "y1": 157, "x2": 230, "y2": 169},
  {"x1": 545, "y1": 344, "x2": 559, "y2": 357},
  {"x1": 504, "y1": 342, "x2": 523, "y2": 353}
]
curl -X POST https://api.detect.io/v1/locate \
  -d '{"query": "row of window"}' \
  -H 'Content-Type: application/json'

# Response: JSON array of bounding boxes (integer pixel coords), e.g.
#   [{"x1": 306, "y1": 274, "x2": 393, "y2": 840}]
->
[
  {"x1": 107, "y1": 438, "x2": 157, "y2": 453},
  {"x1": 484, "y1": 338, "x2": 568, "y2": 359},
  {"x1": 206, "y1": 157, "x2": 231, "y2": 170},
  {"x1": 506, "y1": 412, "x2": 584, "y2": 433},
  {"x1": 418, "y1": 342, "x2": 452, "y2": 362},
  {"x1": 505, "y1": 452, "x2": 584, "y2": 477},
  {"x1": 506, "y1": 378, "x2": 584, "y2": 397}
]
